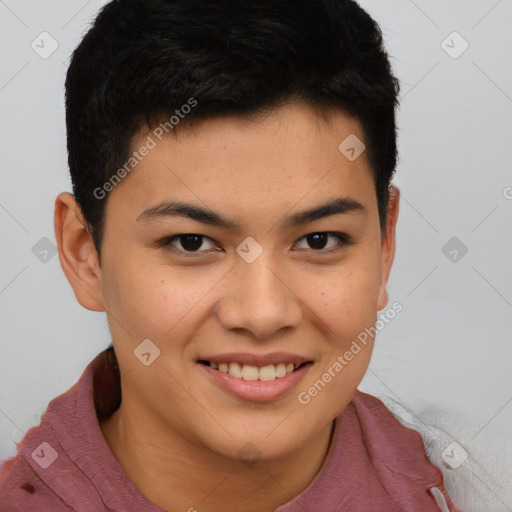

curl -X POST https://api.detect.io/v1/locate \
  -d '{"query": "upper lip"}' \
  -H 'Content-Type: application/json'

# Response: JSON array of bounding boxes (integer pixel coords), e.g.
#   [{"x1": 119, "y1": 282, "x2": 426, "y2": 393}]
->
[{"x1": 198, "y1": 352, "x2": 313, "y2": 367}]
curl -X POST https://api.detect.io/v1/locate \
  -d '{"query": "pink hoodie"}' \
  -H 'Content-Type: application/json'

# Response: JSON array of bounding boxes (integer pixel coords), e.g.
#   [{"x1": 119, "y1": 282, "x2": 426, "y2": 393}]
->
[{"x1": 0, "y1": 349, "x2": 460, "y2": 511}]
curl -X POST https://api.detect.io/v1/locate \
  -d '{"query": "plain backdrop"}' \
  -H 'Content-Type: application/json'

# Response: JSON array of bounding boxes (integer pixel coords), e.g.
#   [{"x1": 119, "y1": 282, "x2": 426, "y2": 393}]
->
[{"x1": 1, "y1": 0, "x2": 511, "y2": 508}]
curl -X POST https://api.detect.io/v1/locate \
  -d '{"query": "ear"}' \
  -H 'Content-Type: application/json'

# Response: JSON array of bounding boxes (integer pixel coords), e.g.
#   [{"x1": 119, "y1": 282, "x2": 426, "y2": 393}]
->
[
  {"x1": 54, "y1": 192, "x2": 105, "y2": 312},
  {"x1": 376, "y1": 186, "x2": 400, "y2": 311}
]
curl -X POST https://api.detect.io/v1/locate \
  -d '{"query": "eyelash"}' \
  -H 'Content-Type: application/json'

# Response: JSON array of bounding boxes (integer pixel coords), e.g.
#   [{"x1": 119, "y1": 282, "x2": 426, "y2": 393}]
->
[{"x1": 159, "y1": 232, "x2": 352, "y2": 257}]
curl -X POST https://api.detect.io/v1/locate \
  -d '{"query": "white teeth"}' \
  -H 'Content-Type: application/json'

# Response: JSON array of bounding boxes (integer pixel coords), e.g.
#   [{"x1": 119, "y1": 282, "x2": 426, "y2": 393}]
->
[
  {"x1": 241, "y1": 365, "x2": 259, "y2": 380},
  {"x1": 275, "y1": 363, "x2": 287, "y2": 378},
  {"x1": 228, "y1": 362, "x2": 242, "y2": 378},
  {"x1": 259, "y1": 365, "x2": 277, "y2": 381},
  {"x1": 208, "y1": 361, "x2": 301, "y2": 381}
]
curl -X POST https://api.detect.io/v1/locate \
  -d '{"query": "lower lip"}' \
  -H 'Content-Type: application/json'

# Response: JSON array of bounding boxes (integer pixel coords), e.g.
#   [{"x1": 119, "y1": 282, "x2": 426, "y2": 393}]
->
[{"x1": 197, "y1": 362, "x2": 313, "y2": 402}]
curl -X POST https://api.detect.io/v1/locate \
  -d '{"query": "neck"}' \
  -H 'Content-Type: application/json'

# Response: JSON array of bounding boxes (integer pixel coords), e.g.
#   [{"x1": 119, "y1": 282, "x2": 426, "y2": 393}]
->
[{"x1": 100, "y1": 401, "x2": 336, "y2": 512}]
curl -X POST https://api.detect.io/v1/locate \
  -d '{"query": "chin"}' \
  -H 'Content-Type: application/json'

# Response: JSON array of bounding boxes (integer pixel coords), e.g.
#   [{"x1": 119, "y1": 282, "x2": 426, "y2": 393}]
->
[{"x1": 200, "y1": 423, "x2": 311, "y2": 464}]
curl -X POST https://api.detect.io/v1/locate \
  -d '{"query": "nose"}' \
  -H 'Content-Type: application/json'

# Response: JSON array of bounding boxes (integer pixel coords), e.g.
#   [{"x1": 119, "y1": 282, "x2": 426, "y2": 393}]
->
[{"x1": 215, "y1": 257, "x2": 303, "y2": 340}]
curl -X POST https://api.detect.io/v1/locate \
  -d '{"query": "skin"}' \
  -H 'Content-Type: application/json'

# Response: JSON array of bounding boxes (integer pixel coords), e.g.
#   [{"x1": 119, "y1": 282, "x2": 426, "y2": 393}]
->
[{"x1": 54, "y1": 101, "x2": 399, "y2": 512}]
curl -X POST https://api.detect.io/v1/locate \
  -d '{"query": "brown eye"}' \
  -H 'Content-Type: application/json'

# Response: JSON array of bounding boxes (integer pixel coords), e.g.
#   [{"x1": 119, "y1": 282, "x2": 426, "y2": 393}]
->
[
  {"x1": 294, "y1": 232, "x2": 350, "y2": 252},
  {"x1": 162, "y1": 234, "x2": 217, "y2": 254}
]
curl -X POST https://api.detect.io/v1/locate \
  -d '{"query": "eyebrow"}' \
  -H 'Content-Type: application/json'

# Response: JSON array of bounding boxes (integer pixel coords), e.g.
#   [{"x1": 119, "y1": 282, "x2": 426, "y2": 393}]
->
[{"x1": 136, "y1": 197, "x2": 366, "y2": 229}]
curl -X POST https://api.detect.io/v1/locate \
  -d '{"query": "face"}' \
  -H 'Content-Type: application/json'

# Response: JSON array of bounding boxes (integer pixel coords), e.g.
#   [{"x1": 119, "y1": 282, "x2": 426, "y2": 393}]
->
[{"x1": 59, "y1": 101, "x2": 398, "y2": 462}]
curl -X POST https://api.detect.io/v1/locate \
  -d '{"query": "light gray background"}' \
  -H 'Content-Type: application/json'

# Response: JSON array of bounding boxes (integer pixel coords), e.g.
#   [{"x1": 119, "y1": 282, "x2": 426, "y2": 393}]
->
[{"x1": 1, "y1": 0, "x2": 511, "y2": 509}]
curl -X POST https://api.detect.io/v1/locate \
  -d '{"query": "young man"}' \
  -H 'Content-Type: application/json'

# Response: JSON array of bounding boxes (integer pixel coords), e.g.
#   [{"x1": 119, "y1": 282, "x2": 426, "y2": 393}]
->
[{"x1": 0, "y1": 0, "x2": 461, "y2": 510}]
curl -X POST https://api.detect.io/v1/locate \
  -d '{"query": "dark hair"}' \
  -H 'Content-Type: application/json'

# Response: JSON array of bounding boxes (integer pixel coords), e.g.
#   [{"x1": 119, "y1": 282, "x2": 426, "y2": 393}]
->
[{"x1": 65, "y1": 0, "x2": 400, "y2": 261}]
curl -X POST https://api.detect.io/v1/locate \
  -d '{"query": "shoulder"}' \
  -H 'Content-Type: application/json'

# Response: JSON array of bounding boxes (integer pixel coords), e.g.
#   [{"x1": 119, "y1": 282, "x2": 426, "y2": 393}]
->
[
  {"x1": 0, "y1": 353, "x2": 110, "y2": 511},
  {"x1": 350, "y1": 390, "x2": 432, "y2": 452},
  {"x1": 302, "y1": 390, "x2": 460, "y2": 511},
  {"x1": 366, "y1": 392, "x2": 509, "y2": 512},
  {"x1": 348, "y1": 391, "x2": 451, "y2": 478},
  {"x1": 0, "y1": 420, "x2": 73, "y2": 511}
]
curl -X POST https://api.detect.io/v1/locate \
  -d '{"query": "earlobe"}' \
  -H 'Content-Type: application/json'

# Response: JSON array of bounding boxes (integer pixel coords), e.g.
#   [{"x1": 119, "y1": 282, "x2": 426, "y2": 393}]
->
[
  {"x1": 377, "y1": 186, "x2": 400, "y2": 311},
  {"x1": 377, "y1": 284, "x2": 389, "y2": 311},
  {"x1": 54, "y1": 192, "x2": 105, "y2": 312}
]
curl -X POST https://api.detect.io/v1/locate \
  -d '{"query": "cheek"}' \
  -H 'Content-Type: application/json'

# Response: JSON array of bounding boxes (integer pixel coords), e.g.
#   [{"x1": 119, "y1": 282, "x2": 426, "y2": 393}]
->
[
  {"x1": 294, "y1": 254, "x2": 381, "y2": 386},
  {"x1": 294, "y1": 267, "x2": 379, "y2": 418},
  {"x1": 300, "y1": 259, "x2": 382, "y2": 329},
  {"x1": 101, "y1": 254, "x2": 219, "y2": 342},
  {"x1": 100, "y1": 256, "x2": 169, "y2": 337}
]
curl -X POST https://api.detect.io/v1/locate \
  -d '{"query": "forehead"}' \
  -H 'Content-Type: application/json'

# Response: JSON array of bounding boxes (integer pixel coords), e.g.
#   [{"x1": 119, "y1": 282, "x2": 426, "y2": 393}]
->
[{"x1": 106, "y1": 102, "x2": 376, "y2": 226}]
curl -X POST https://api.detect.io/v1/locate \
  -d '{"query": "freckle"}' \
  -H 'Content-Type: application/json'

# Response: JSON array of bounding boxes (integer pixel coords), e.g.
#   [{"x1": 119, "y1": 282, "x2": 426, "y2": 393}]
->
[
  {"x1": 161, "y1": 280, "x2": 164, "y2": 284},
  {"x1": 321, "y1": 292, "x2": 325, "y2": 296}
]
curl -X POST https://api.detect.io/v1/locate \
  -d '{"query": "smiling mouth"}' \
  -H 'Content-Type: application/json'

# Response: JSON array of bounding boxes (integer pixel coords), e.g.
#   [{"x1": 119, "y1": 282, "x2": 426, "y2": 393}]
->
[{"x1": 198, "y1": 360, "x2": 312, "y2": 382}]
